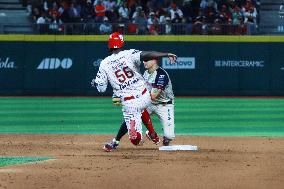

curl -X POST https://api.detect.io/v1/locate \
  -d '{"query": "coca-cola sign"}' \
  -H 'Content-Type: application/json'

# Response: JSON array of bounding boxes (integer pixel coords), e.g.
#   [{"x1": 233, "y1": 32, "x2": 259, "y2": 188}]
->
[{"x1": 0, "y1": 58, "x2": 17, "y2": 69}]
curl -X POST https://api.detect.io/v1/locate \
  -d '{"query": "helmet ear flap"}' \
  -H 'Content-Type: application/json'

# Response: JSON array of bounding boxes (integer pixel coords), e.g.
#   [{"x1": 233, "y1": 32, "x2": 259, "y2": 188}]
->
[{"x1": 108, "y1": 32, "x2": 124, "y2": 49}]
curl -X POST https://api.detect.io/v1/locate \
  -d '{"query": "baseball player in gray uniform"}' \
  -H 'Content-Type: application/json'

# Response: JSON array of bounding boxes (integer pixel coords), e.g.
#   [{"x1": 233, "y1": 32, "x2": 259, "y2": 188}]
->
[
  {"x1": 93, "y1": 32, "x2": 177, "y2": 148},
  {"x1": 103, "y1": 57, "x2": 175, "y2": 151},
  {"x1": 143, "y1": 58, "x2": 175, "y2": 146}
]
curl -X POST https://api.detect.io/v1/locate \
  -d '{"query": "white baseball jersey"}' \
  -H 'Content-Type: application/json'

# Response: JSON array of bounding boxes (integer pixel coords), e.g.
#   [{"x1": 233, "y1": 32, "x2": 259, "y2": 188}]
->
[
  {"x1": 95, "y1": 49, "x2": 151, "y2": 138},
  {"x1": 143, "y1": 67, "x2": 174, "y2": 104},
  {"x1": 95, "y1": 49, "x2": 147, "y2": 99}
]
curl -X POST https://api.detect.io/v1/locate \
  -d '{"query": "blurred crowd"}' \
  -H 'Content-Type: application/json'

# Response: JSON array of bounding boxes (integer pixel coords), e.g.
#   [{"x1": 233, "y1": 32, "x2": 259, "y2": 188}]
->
[{"x1": 25, "y1": 0, "x2": 260, "y2": 35}]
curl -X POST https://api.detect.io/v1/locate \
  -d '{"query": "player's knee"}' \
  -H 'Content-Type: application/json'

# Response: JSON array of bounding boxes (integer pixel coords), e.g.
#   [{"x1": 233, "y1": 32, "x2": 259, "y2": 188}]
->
[{"x1": 130, "y1": 132, "x2": 142, "y2": 146}]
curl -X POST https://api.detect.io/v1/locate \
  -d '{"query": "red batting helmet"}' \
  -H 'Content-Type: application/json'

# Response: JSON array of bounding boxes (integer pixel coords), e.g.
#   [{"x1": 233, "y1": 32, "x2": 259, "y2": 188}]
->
[{"x1": 108, "y1": 32, "x2": 124, "y2": 49}]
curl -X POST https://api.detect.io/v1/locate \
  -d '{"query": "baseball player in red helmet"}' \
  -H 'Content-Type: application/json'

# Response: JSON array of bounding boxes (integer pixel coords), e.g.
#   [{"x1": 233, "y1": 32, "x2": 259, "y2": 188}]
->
[{"x1": 92, "y1": 32, "x2": 177, "y2": 147}]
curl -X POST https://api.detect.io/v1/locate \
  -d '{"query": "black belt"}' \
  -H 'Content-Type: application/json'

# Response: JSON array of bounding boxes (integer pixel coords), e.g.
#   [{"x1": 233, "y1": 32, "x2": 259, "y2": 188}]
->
[{"x1": 158, "y1": 100, "x2": 172, "y2": 105}]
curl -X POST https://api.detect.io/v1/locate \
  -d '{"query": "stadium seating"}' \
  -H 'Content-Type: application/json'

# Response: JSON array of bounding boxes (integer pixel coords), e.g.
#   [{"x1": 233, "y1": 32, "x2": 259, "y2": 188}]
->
[
  {"x1": 1, "y1": 0, "x2": 283, "y2": 35},
  {"x1": 258, "y1": 0, "x2": 284, "y2": 35},
  {"x1": 0, "y1": 0, "x2": 33, "y2": 34}
]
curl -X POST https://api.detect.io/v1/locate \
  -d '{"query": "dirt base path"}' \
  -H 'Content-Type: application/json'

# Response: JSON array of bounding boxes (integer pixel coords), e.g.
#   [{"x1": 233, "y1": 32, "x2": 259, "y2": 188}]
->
[{"x1": 0, "y1": 135, "x2": 283, "y2": 189}]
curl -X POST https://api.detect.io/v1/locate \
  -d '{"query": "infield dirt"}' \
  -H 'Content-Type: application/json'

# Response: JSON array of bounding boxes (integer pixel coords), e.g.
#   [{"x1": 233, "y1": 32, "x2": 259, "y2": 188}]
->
[{"x1": 0, "y1": 135, "x2": 283, "y2": 189}]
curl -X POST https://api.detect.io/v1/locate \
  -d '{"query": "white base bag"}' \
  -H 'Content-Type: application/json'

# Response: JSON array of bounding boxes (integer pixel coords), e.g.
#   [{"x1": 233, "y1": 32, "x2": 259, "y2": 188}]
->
[{"x1": 159, "y1": 145, "x2": 198, "y2": 151}]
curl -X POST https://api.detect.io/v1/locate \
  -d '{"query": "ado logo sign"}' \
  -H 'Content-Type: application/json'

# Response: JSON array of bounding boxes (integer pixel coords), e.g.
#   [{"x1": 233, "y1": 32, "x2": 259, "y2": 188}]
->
[{"x1": 37, "y1": 58, "x2": 73, "y2": 70}]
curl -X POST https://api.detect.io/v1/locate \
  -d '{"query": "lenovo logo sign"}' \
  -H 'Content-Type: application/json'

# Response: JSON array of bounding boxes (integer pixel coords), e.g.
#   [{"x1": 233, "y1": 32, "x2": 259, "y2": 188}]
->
[
  {"x1": 37, "y1": 58, "x2": 73, "y2": 69},
  {"x1": 162, "y1": 57, "x2": 195, "y2": 69}
]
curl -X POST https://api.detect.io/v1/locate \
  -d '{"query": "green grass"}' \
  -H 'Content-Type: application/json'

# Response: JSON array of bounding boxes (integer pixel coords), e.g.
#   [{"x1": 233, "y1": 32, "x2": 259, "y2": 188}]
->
[
  {"x1": 0, "y1": 156, "x2": 52, "y2": 167},
  {"x1": 0, "y1": 97, "x2": 283, "y2": 137}
]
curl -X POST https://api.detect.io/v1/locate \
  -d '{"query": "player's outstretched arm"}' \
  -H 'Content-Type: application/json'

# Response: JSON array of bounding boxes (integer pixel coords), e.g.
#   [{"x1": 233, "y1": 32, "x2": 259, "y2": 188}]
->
[{"x1": 140, "y1": 51, "x2": 177, "y2": 63}]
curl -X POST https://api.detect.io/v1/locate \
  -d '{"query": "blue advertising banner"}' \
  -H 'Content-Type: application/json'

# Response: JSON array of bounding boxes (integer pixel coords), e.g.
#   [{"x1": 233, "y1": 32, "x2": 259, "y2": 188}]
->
[{"x1": 0, "y1": 39, "x2": 283, "y2": 96}]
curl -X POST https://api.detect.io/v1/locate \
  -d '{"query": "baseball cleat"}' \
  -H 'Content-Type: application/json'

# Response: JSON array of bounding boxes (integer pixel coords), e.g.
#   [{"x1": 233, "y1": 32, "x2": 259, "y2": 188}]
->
[
  {"x1": 103, "y1": 138, "x2": 119, "y2": 152},
  {"x1": 145, "y1": 131, "x2": 160, "y2": 145},
  {"x1": 162, "y1": 136, "x2": 172, "y2": 146}
]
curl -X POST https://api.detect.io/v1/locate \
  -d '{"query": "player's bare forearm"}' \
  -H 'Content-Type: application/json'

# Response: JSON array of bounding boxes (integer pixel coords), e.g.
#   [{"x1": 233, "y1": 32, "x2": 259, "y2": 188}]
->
[{"x1": 141, "y1": 51, "x2": 177, "y2": 63}]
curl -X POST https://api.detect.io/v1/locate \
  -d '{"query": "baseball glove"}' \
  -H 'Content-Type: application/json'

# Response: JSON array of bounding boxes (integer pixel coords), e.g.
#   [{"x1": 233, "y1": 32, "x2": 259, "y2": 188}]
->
[{"x1": 112, "y1": 95, "x2": 121, "y2": 106}]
